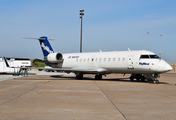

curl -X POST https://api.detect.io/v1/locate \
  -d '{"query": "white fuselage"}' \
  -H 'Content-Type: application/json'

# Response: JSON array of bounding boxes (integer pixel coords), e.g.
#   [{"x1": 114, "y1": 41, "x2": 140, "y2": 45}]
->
[{"x1": 52, "y1": 50, "x2": 172, "y2": 74}]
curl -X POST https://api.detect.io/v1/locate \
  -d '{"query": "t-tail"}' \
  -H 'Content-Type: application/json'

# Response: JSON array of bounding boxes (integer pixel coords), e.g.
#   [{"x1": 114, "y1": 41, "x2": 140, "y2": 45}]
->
[
  {"x1": 38, "y1": 36, "x2": 54, "y2": 58},
  {"x1": 23, "y1": 36, "x2": 63, "y2": 65}
]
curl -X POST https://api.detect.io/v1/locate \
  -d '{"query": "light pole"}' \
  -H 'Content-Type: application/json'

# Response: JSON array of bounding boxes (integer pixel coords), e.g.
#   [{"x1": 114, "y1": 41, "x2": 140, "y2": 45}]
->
[
  {"x1": 160, "y1": 34, "x2": 163, "y2": 58},
  {"x1": 147, "y1": 32, "x2": 149, "y2": 50},
  {"x1": 80, "y1": 10, "x2": 84, "y2": 53}
]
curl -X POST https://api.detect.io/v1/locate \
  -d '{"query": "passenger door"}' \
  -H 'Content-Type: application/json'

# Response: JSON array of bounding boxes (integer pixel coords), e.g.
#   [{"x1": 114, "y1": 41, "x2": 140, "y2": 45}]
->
[{"x1": 128, "y1": 56, "x2": 134, "y2": 69}]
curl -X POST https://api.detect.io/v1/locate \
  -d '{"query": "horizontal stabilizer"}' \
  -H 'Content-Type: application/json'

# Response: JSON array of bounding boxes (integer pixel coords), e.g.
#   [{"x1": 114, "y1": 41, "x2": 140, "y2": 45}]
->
[{"x1": 21, "y1": 37, "x2": 54, "y2": 41}]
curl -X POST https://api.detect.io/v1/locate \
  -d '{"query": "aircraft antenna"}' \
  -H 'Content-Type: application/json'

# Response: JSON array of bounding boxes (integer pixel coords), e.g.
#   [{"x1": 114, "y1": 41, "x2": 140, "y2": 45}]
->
[{"x1": 105, "y1": 47, "x2": 109, "y2": 51}]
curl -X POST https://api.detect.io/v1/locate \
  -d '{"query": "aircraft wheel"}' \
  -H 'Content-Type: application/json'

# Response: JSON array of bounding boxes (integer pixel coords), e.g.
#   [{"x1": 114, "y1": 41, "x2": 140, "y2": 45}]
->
[
  {"x1": 95, "y1": 74, "x2": 102, "y2": 80},
  {"x1": 130, "y1": 76, "x2": 134, "y2": 81},
  {"x1": 76, "y1": 73, "x2": 83, "y2": 79},
  {"x1": 153, "y1": 80, "x2": 157, "y2": 84},
  {"x1": 153, "y1": 80, "x2": 159, "y2": 84},
  {"x1": 136, "y1": 77, "x2": 140, "y2": 81},
  {"x1": 141, "y1": 76, "x2": 145, "y2": 82}
]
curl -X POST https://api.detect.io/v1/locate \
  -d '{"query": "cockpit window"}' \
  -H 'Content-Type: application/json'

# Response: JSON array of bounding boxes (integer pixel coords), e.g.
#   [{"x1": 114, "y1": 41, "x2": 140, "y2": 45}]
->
[
  {"x1": 140, "y1": 54, "x2": 160, "y2": 59},
  {"x1": 140, "y1": 55, "x2": 150, "y2": 59},
  {"x1": 149, "y1": 55, "x2": 160, "y2": 59}
]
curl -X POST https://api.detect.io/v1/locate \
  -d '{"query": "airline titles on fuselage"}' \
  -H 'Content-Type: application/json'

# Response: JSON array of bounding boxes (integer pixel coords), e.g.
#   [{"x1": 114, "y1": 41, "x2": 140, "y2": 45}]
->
[
  {"x1": 139, "y1": 62, "x2": 150, "y2": 65},
  {"x1": 68, "y1": 56, "x2": 79, "y2": 59}
]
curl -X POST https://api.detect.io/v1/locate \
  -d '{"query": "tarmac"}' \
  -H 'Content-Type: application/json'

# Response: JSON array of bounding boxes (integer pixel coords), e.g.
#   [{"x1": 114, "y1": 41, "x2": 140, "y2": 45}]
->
[{"x1": 0, "y1": 71, "x2": 176, "y2": 120}]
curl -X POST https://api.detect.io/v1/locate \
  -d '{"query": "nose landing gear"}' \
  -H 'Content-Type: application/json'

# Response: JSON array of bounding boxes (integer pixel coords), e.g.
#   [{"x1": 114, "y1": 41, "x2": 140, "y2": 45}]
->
[
  {"x1": 130, "y1": 74, "x2": 160, "y2": 84},
  {"x1": 145, "y1": 74, "x2": 160, "y2": 84}
]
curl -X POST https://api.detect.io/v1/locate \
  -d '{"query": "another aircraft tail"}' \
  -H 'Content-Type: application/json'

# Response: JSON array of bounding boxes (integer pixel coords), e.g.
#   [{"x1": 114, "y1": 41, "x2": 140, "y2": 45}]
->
[{"x1": 3, "y1": 57, "x2": 10, "y2": 67}]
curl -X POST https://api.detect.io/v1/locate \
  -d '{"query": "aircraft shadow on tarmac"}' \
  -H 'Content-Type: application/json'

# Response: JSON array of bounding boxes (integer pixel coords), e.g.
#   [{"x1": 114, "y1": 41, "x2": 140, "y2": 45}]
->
[
  {"x1": 50, "y1": 75, "x2": 170, "y2": 85},
  {"x1": 50, "y1": 75, "x2": 129, "y2": 81},
  {"x1": 12, "y1": 74, "x2": 170, "y2": 85},
  {"x1": 0, "y1": 73, "x2": 37, "y2": 75},
  {"x1": 0, "y1": 73, "x2": 15, "y2": 75}
]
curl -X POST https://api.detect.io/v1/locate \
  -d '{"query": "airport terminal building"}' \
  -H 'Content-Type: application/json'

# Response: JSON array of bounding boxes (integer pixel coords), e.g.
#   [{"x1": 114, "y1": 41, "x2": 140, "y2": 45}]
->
[{"x1": 0, "y1": 57, "x2": 32, "y2": 73}]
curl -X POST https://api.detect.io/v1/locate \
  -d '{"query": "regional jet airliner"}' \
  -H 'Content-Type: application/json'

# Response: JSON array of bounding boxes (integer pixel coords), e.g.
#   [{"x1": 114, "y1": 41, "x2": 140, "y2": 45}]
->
[{"x1": 4, "y1": 36, "x2": 172, "y2": 84}]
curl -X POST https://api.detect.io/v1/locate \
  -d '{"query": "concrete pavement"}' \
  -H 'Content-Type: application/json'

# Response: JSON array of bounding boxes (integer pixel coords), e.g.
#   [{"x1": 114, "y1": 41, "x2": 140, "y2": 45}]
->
[{"x1": 0, "y1": 72, "x2": 176, "y2": 120}]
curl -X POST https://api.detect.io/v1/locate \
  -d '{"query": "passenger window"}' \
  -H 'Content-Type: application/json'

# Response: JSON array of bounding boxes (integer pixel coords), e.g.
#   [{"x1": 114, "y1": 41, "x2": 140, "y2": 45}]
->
[
  {"x1": 118, "y1": 58, "x2": 120, "y2": 61},
  {"x1": 104, "y1": 58, "x2": 106, "y2": 61},
  {"x1": 113, "y1": 58, "x2": 115, "y2": 61},
  {"x1": 108, "y1": 58, "x2": 111, "y2": 61},
  {"x1": 123, "y1": 58, "x2": 125, "y2": 61}
]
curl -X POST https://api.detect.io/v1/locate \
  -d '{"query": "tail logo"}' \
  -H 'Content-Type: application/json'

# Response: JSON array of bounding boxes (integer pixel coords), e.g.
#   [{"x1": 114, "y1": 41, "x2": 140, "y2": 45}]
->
[{"x1": 41, "y1": 42, "x2": 54, "y2": 54}]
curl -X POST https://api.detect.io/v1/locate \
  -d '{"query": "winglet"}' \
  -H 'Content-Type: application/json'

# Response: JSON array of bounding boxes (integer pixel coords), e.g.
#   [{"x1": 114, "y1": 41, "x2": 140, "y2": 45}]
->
[{"x1": 3, "y1": 57, "x2": 10, "y2": 67}]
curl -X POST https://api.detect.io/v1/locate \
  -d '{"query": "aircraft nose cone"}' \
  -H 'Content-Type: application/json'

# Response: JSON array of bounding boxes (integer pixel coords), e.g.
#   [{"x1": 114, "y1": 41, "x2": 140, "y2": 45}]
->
[
  {"x1": 158, "y1": 60, "x2": 172, "y2": 72},
  {"x1": 165, "y1": 64, "x2": 172, "y2": 71}
]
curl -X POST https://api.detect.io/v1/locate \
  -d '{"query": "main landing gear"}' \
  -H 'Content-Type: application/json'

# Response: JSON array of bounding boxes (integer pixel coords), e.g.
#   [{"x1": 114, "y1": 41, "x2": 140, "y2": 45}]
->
[
  {"x1": 76, "y1": 73, "x2": 83, "y2": 79},
  {"x1": 95, "y1": 74, "x2": 102, "y2": 80},
  {"x1": 76, "y1": 73, "x2": 103, "y2": 80},
  {"x1": 130, "y1": 74, "x2": 145, "y2": 82}
]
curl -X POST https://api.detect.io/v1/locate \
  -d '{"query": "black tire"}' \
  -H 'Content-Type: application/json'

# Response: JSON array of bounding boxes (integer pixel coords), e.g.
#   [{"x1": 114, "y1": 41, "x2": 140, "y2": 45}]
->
[
  {"x1": 95, "y1": 74, "x2": 102, "y2": 80},
  {"x1": 130, "y1": 76, "x2": 134, "y2": 81},
  {"x1": 76, "y1": 73, "x2": 83, "y2": 79},
  {"x1": 136, "y1": 78, "x2": 140, "y2": 81},
  {"x1": 141, "y1": 76, "x2": 145, "y2": 81}
]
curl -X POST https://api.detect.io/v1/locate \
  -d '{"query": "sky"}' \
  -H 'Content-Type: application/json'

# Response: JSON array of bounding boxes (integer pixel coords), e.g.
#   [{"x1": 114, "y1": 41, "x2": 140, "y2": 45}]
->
[{"x1": 0, "y1": 0, "x2": 176, "y2": 63}]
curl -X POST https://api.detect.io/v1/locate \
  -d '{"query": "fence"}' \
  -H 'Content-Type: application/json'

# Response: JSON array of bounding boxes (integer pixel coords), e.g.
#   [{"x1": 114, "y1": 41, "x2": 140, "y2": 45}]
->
[{"x1": 169, "y1": 63, "x2": 176, "y2": 73}]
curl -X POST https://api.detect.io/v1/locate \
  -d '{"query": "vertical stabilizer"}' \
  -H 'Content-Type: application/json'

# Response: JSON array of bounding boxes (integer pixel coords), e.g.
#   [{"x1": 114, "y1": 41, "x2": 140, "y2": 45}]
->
[{"x1": 38, "y1": 36, "x2": 54, "y2": 58}]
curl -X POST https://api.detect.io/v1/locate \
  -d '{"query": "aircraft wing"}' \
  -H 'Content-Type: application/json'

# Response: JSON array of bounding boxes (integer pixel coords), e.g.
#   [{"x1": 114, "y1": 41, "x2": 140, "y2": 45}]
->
[
  {"x1": 30, "y1": 67, "x2": 108, "y2": 73},
  {"x1": 3, "y1": 57, "x2": 108, "y2": 74},
  {"x1": 12, "y1": 66, "x2": 108, "y2": 74}
]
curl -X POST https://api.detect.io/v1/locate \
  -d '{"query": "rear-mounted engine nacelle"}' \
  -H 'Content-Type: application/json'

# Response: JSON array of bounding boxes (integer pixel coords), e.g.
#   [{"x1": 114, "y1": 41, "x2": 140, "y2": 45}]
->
[{"x1": 47, "y1": 53, "x2": 63, "y2": 63}]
